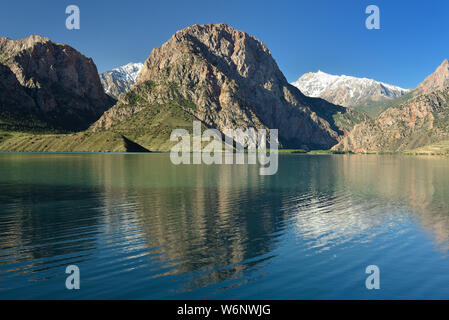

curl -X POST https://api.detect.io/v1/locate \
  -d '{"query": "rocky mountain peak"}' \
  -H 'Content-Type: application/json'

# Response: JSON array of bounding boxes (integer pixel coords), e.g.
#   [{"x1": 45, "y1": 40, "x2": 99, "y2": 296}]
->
[
  {"x1": 0, "y1": 35, "x2": 115, "y2": 131},
  {"x1": 0, "y1": 36, "x2": 53, "y2": 66},
  {"x1": 19, "y1": 35, "x2": 51, "y2": 45},
  {"x1": 137, "y1": 23, "x2": 284, "y2": 86},
  {"x1": 172, "y1": 23, "x2": 270, "y2": 53},
  {"x1": 0, "y1": 35, "x2": 51, "y2": 50},
  {"x1": 417, "y1": 59, "x2": 449, "y2": 94},
  {"x1": 94, "y1": 23, "x2": 362, "y2": 150},
  {"x1": 100, "y1": 62, "x2": 144, "y2": 99}
]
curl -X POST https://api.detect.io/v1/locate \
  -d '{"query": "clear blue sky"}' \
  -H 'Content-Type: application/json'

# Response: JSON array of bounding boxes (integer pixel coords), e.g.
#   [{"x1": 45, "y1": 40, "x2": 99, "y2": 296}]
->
[{"x1": 1, "y1": 0, "x2": 448, "y2": 88}]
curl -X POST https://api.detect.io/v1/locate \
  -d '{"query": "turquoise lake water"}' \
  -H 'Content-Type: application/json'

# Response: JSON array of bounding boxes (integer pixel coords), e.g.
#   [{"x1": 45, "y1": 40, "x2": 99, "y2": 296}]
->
[{"x1": 1, "y1": 153, "x2": 449, "y2": 299}]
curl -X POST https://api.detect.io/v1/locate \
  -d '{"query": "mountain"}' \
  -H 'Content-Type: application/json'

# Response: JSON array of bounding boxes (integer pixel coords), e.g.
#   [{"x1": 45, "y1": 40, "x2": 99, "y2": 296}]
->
[
  {"x1": 0, "y1": 35, "x2": 115, "y2": 131},
  {"x1": 333, "y1": 59, "x2": 449, "y2": 153},
  {"x1": 91, "y1": 23, "x2": 364, "y2": 151},
  {"x1": 292, "y1": 71, "x2": 410, "y2": 117},
  {"x1": 0, "y1": 63, "x2": 40, "y2": 129},
  {"x1": 416, "y1": 59, "x2": 449, "y2": 95},
  {"x1": 100, "y1": 62, "x2": 143, "y2": 99}
]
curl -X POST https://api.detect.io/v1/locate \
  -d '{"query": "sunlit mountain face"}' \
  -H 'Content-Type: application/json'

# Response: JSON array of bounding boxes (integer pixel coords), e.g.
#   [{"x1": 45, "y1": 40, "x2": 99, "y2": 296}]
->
[{"x1": 100, "y1": 62, "x2": 144, "y2": 99}]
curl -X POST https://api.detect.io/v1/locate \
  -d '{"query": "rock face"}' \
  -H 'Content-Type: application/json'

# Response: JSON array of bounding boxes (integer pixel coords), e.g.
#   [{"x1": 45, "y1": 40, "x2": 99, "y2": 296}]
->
[
  {"x1": 416, "y1": 59, "x2": 449, "y2": 95},
  {"x1": 0, "y1": 35, "x2": 115, "y2": 131},
  {"x1": 333, "y1": 60, "x2": 449, "y2": 152},
  {"x1": 0, "y1": 63, "x2": 36, "y2": 112},
  {"x1": 0, "y1": 63, "x2": 46, "y2": 130},
  {"x1": 100, "y1": 62, "x2": 143, "y2": 99},
  {"x1": 93, "y1": 24, "x2": 362, "y2": 150},
  {"x1": 292, "y1": 70, "x2": 409, "y2": 111}
]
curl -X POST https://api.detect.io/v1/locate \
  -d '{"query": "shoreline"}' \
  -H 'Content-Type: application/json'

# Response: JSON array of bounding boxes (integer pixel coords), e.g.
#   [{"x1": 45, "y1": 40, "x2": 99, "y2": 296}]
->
[{"x1": 0, "y1": 150, "x2": 447, "y2": 156}]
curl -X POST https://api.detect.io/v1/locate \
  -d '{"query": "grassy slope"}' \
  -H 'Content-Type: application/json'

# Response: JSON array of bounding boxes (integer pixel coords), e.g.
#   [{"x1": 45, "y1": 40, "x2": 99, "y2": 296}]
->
[
  {"x1": 0, "y1": 102, "x2": 202, "y2": 153},
  {"x1": 0, "y1": 81, "x2": 394, "y2": 153},
  {"x1": 407, "y1": 140, "x2": 449, "y2": 155},
  {"x1": 353, "y1": 91, "x2": 416, "y2": 118},
  {"x1": 333, "y1": 110, "x2": 368, "y2": 133},
  {"x1": 107, "y1": 101, "x2": 201, "y2": 152},
  {"x1": 0, "y1": 79, "x2": 199, "y2": 152},
  {"x1": 0, "y1": 131, "x2": 143, "y2": 152}
]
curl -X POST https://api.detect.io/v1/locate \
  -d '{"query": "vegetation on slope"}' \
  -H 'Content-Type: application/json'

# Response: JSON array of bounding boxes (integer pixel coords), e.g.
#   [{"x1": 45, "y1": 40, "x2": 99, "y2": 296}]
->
[
  {"x1": 0, "y1": 131, "x2": 149, "y2": 153},
  {"x1": 353, "y1": 91, "x2": 416, "y2": 118}
]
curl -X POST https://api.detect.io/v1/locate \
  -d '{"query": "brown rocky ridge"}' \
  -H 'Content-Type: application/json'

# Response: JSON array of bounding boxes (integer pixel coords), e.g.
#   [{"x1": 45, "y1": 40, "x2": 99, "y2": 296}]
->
[
  {"x1": 92, "y1": 23, "x2": 365, "y2": 151},
  {"x1": 333, "y1": 59, "x2": 449, "y2": 153},
  {"x1": 416, "y1": 59, "x2": 449, "y2": 95},
  {"x1": 0, "y1": 35, "x2": 115, "y2": 131}
]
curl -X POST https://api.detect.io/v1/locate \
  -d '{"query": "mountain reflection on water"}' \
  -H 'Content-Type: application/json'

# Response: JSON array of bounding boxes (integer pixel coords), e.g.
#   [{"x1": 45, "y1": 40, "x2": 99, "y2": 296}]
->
[{"x1": 1, "y1": 154, "x2": 449, "y2": 299}]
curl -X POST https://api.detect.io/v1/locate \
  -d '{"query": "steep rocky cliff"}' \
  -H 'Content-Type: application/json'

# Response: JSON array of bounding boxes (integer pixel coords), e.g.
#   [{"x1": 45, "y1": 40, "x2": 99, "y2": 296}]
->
[
  {"x1": 416, "y1": 59, "x2": 449, "y2": 95},
  {"x1": 92, "y1": 24, "x2": 362, "y2": 150},
  {"x1": 0, "y1": 63, "x2": 44, "y2": 130},
  {"x1": 0, "y1": 35, "x2": 115, "y2": 131}
]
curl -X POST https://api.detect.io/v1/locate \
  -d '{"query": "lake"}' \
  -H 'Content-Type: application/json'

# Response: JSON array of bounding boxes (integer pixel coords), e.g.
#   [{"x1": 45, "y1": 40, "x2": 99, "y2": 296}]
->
[{"x1": 1, "y1": 153, "x2": 449, "y2": 299}]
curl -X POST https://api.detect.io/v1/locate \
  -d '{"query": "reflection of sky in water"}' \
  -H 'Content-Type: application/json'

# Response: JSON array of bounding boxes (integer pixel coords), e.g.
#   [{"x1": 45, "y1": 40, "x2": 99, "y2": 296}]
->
[
  {"x1": 1, "y1": 154, "x2": 449, "y2": 299},
  {"x1": 290, "y1": 193, "x2": 410, "y2": 252}
]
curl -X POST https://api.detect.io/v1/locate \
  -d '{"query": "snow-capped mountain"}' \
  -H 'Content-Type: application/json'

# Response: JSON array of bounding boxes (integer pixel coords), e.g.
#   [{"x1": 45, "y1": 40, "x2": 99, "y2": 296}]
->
[
  {"x1": 292, "y1": 70, "x2": 410, "y2": 109},
  {"x1": 100, "y1": 62, "x2": 144, "y2": 99}
]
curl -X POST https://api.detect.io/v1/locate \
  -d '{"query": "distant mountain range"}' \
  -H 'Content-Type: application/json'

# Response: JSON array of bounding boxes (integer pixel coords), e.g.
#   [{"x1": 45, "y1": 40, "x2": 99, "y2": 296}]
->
[
  {"x1": 292, "y1": 71, "x2": 410, "y2": 117},
  {"x1": 1, "y1": 25, "x2": 449, "y2": 154},
  {"x1": 100, "y1": 62, "x2": 143, "y2": 99},
  {"x1": 333, "y1": 59, "x2": 449, "y2": 153}
]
